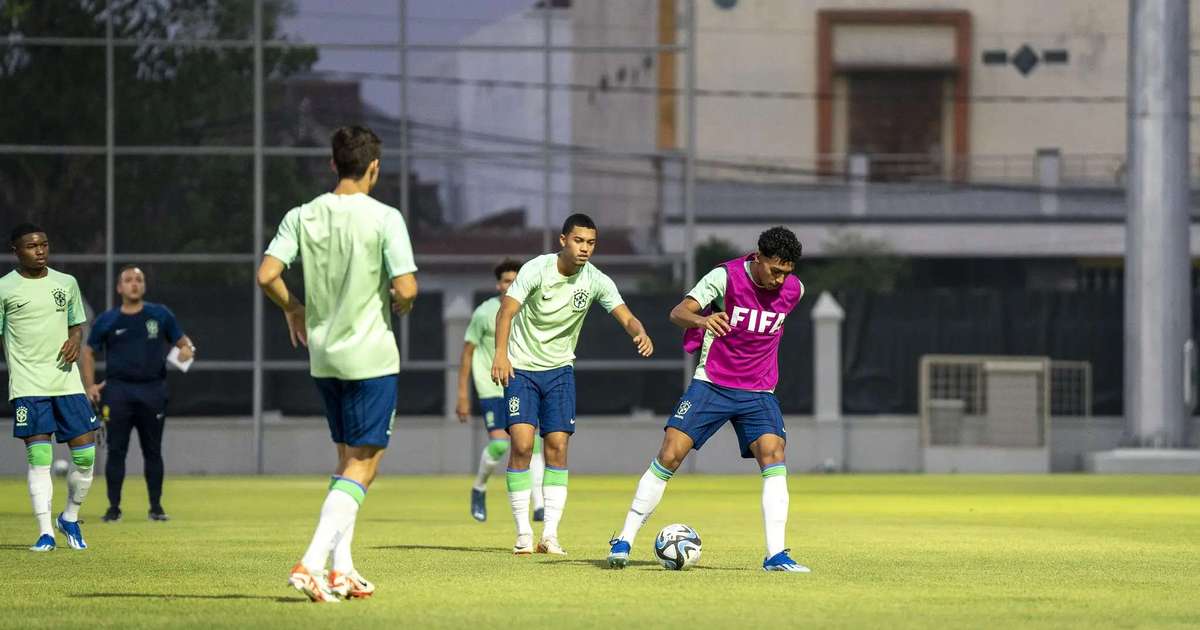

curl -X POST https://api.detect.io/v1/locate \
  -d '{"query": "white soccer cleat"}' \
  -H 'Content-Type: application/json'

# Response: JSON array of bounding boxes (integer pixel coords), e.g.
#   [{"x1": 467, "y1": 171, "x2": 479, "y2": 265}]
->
[
  {"x1": 329, "y1": 570, "x2": 376, "y2": 599},
  {"x1": 536, "y1": 537, "x2": 567, "y2": 556},
  {"x1": 512, "y1": 534, "x2": 534, "y2": 555},
  {"x1": 288, "y1": 563, "x2": 340, "y2": 603}
]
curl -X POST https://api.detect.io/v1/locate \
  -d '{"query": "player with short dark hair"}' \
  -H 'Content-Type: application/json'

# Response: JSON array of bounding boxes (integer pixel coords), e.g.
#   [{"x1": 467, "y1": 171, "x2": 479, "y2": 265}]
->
[
  {"x1": 259, "y1": 125, "x2": 418, "y2": 603},
  {"x1": 608, "y1": 226, "x2": 811, "y2": 573},
  {"x1": 492, "y1": 213, "x2": 655, "y2": 555},
  {"x1": 2, "y1": 223, "x2": 97, "y2": 551},
  {"x1": 457, "y1": 259, "x2": 545, "y2": 522},
  {"x1": 81, "y1": 264, "x2": 195, "y2": 523}
]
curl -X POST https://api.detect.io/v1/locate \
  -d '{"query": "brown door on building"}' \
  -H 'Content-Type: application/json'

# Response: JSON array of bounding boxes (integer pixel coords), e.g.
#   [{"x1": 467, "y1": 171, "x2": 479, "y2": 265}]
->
[{"x1": 847, "y1": 71, "x2": 945, "y2": 181}]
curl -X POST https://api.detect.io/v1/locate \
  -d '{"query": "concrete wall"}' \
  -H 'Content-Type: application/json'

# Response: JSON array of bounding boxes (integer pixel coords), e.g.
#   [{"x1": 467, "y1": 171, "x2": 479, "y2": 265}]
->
[{"x1": 5, "y1": 414, "x2": 1187, "y2": 476}]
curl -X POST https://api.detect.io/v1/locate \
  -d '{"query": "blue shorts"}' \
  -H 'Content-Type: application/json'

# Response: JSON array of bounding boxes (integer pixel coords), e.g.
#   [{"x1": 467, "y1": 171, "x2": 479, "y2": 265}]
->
[
  {"x1": 12, "y1": 394, "x2": 98, "y2": 443},
  {"x1": 665, "y1": 379, "x2": 786, "y2": 459},
  {"x1": 504, "y1": 366, "x2": 576, "y2": 436},
  {"x1": 313, "y1": 374, "x2": 397, "y2": 448},
  {"x1": 479, "y1": 397, "x2": 506, "y2": 432}
]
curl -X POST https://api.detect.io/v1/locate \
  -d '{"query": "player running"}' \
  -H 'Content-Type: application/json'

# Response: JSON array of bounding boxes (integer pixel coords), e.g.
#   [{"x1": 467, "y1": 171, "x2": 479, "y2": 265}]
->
[
  {"x1": 2, "y1": 223, "x2": 98, "y2": 552},
  {"x1": 456, "y1": 259, "x2": 545, "y2": 523},
  {"x1": 607, "y1": 226, "x2": 810, "y2": 573},
  {"x1": 258, "y1": 126, "x2": 418, "y2": 603},
  {"x1": 492, "y1": 213, "x2": 654, "y2": 556}
]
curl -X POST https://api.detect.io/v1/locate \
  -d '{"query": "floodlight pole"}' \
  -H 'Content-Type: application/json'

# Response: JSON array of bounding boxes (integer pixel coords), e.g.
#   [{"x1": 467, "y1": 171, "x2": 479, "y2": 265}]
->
[{"x1": 1125, "y1": 0, "x2": 1192, "y2": 447}]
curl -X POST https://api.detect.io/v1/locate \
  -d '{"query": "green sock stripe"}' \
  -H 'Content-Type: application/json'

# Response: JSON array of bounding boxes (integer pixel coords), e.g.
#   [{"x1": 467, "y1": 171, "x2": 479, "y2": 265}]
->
[
  {"x1": 761, "y1": 464, "x2": 787, "y2": 478},
  {"x1": 486, "y1": 439, "x2": 511, "y2": 459},
  {"x1": 330, "y1": 478, "x2": 366, "y2": 505},
  {"x1": 506, "y1": 469, "x2": 532, "y2": 492},
  {"x1": 26, "y1": 442, "x2": 52, "y2": 467},
  {"x1": 650, "y1": 459, "x2": 674, "y2": 481},
  {"x1": 328, "y1": 476, "x2": 338, "y2": 490},
  {"x1": 70, "y1": 444, "x2": 96, "y2": 468},
  {"x1": 544, "y1": 466, "x2": 568, "y2": 487}
]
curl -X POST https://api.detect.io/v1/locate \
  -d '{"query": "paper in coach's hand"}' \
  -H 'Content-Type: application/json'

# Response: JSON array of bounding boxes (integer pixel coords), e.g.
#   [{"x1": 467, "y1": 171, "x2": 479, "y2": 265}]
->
[{"x1": 167, "y1": 346, "x2": 194, "y2": 373}]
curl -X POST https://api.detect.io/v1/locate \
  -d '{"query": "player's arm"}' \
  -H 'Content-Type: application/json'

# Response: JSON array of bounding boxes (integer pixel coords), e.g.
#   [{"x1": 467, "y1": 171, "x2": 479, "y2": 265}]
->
[
  {"x1": 670, "y1": 297, "x2": 731, "y2": 337},
  {"x1": 610, "y1": 304, "x2": 654, "y2": 358},
  {"x1": 456, "y1": 341, "x2": 475, "y2": 422},
  {"x1": 491, "y1": 296, "x2": 521, "y2": 386},
  {"x1": 59, "y1": 324, "x2": 83, "y2": 366},
  {"x1": 390, "y1": 273, "x2": 418, "y2": 315},
  {"x1": 256, "y1": 255, "x2": 306, "y2": 348},
  {"x1": 81, "y1": 346, "x2": 104, "y2": 404}
]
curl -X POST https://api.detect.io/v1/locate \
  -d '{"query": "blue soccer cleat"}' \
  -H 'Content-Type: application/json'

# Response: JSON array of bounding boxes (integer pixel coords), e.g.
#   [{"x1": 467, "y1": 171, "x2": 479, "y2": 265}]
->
[
  {"x1": 471, "y1": 488, "x2": 487, "y2": 522},
  {"x1": 56, "y1": 514, "x2": 87, "y2": 550},
  {"x1": 29, "y1": 534, "x2": 55, "y2": 552},
  {"x1": 763, "y1": 549, "x2": 810, "y2": 573},
  {"x1": 607, "y1": 538, "x2": 631, "y2": 569}
]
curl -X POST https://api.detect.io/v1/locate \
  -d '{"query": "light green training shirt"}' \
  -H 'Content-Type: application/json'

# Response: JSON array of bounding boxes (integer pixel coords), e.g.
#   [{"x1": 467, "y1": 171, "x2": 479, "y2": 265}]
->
[
  {"x1": 504, "y1": 253, "x2": 624, "y2": 372},
  {"x1": 464, "y1": 296, "x2": 503, "y2": 399},
  {"x1": 265, "y1": 192, "x2": 418, "y2": 380},
  {"x1": 0, "y1": 268, "x2": 88, "y2": 400}
]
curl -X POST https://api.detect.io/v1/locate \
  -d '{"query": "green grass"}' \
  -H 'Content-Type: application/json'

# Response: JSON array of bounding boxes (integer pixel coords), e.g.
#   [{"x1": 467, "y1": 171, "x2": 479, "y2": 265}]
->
[{"x1": 3, "y1": 474, "x2": 1199, "y2": 629}]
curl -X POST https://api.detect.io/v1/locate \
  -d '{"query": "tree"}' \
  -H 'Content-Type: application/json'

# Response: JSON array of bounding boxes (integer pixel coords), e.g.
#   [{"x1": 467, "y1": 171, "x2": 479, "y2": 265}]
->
[{"x1": 801, "y1": 230, "x2": 910, "y2": 296}]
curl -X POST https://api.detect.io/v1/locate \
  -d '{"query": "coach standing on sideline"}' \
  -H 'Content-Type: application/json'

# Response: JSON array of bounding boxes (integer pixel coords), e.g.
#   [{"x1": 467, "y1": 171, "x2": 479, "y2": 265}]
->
[{"x1": 81, "y1": 265, "x2": 194, "y2": 522}]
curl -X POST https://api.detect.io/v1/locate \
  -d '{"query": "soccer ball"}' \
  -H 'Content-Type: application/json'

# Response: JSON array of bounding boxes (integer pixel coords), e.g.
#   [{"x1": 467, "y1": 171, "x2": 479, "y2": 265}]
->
[
  {"x1": 51, "y1": 459, "x2": 69, "y2": 477},
  {"x1": 653, "y1": 523, "x2": 702, "y2": 570}
]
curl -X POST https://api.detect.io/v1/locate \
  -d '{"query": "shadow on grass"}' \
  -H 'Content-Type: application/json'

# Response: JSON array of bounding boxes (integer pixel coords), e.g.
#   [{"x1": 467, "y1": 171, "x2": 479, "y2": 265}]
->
[
  {"x1": 370, "y1": 544, "x2": 505, "y2": 554},
  {"x1": 563, "y1": 558, "x2": 743, "y2": 572},
  {"x1": 77, "y1": 592, "x2": 304, "y2": 604}
]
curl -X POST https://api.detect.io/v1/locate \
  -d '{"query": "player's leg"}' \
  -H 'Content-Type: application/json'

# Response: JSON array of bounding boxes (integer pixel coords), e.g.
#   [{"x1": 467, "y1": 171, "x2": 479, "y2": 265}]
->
[
  {"x1": 290, "y1": 377, "x2": 351, "y2": 603},
  {"x1": 535, "y1": 366, "x2": 576, "y2": 555},
  {"x1": 530, "y1": 433, "x2": 545, "y2": 521},
  {"x1": 54, "y1": 394, "x2": 99, "y2": 550},
  {"x1": 101, "y1": 397, "x2": 134, "y2": 522},
  {"x1": 324, "y1": 443, "x2": 384, "y2": 599},
  {"x1": 15, "y1": 397, "x2": 56, "y2": 550},
  {"x1": 504, "y1": 370, "x2": 540, "y2": 553},
  {"x1": 134, "y1": 386, "x2": 169, "y2": 520},
  {"x1": 470, "y1": 397, "x2": 510, "y2": 521},
  {"x1": 609, "y1": 381, "x2": 726, "y2": 567},
  {"x1": 738, "y1": 395, "x2": 809, "y2": 573}
]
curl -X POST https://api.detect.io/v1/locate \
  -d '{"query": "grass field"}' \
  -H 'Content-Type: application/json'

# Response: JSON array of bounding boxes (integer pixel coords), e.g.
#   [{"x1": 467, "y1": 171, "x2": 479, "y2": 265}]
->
[{"x1": 2, "y1": 474, "x2": 1199, "y2": 629}]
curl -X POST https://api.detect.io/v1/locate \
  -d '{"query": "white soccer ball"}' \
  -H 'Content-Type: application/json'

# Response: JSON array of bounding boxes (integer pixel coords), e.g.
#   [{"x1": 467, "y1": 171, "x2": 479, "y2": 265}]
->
[
  {"x1": 51, "y1": 459, "x2": 69, "y2": 477},
  {"x1": 653, "y1": 523, "x2": 702, "y2": 570}
]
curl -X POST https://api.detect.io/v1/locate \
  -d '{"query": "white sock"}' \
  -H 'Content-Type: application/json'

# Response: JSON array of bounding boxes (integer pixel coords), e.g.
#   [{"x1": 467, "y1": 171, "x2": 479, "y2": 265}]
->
[
  {"x1": 619, "y1": 459, "x2": 673, "y2": 545},
  {"x1": 541, "y1": 466, "x2": 568, "y2": 540},
  {"x1": 761, "y1": 465, "x2": 789, "y2": 557},
  {"x1": 473, "y1": 449, "x2": 500, "y2": 492},
  {"x1": 63, "y1": 461, "x2": 94, "y2": 523},
  {"x1": 28, "y1": 465, "x2": 53, "y2": 536},
  {"x1": 506, "y1": 468, "x2": 533, "y2": 538},
  {"x1": 301, "y1": 485, "x2": 362, "y2": 572},
  {"x1": 530, "y1": 451, "x2": 545, "y2": 511},
  {"x1": 331, "y1": 521, "x2": 355, "y2": 574}
]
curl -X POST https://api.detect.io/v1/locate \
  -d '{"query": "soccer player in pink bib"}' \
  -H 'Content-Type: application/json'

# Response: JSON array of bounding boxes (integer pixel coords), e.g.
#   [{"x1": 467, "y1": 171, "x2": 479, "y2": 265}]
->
[{"x1": 607, "y1": 226, "x2": 810, "y2": 572}]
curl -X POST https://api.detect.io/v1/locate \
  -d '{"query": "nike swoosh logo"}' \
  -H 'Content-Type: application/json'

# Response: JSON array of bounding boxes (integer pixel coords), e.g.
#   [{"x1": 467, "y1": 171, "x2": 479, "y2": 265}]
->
[
  {"x1": 89, "y1": 416, "x2": 97, "y2": 423},
  {"x1": 114, "y1": 329, "x2": 127, "y2": 335},
  {"x1": 631, "y1": 509, "x2": 644, "y2": 516},
  {"x1": 541, "y1": 294, "x2": 553, "y2": 300},
  {"x1": 13, "y1": 301, "x2": 30, "y2": 310}
]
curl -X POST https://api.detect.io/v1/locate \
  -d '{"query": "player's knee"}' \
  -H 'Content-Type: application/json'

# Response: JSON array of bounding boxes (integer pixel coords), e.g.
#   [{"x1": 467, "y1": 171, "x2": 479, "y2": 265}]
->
[
  {"x1": 71, "y1": 445, "x2": 96, "y2": 469},
  {"x1": 26, "y1": 442, "x2": 52, "y2": 467},
  {"x1": 486, "y1": 439, "x2": 510, "y2": 459}
]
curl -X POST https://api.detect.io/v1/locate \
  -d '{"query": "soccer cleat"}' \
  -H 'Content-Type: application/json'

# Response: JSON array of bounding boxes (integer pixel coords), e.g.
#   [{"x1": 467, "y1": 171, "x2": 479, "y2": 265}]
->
[
  {"x1": 288, "y1": 563, "x2": 340, "y2": 603},
  {"x1": 762, "y1": 549, "x2": 811, "y2": 573},
  {"x1": 512, "y1": 534, "x2": 534, "y2": 555},
  {"x1": 29, "y1": 534, "x2": 55, "y2": 552},
  {"x1": 329, "y1": 570, "x2": 376, "y2": 599},
  {"x1": 607, "y1": 538, "x2": 631, "y2": 569},
  {"x1": 532, "y1": 507, "x2": 545, "y2": 522},
  {"x1": 148, "y1": 506, "x2": 170, "y2": 522},
  {"x1": 470, "y1": 488, "x2": 486, "y2": 522},
  {"x1": 55, "y1": 514, "x2": 87, "y2": 550},
  {"x1": 101, "y1": 506, "x2": 122, "y2": 522},
  {"x1": 536, "y1": 537, "x2": 567, "y2": 556}
]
